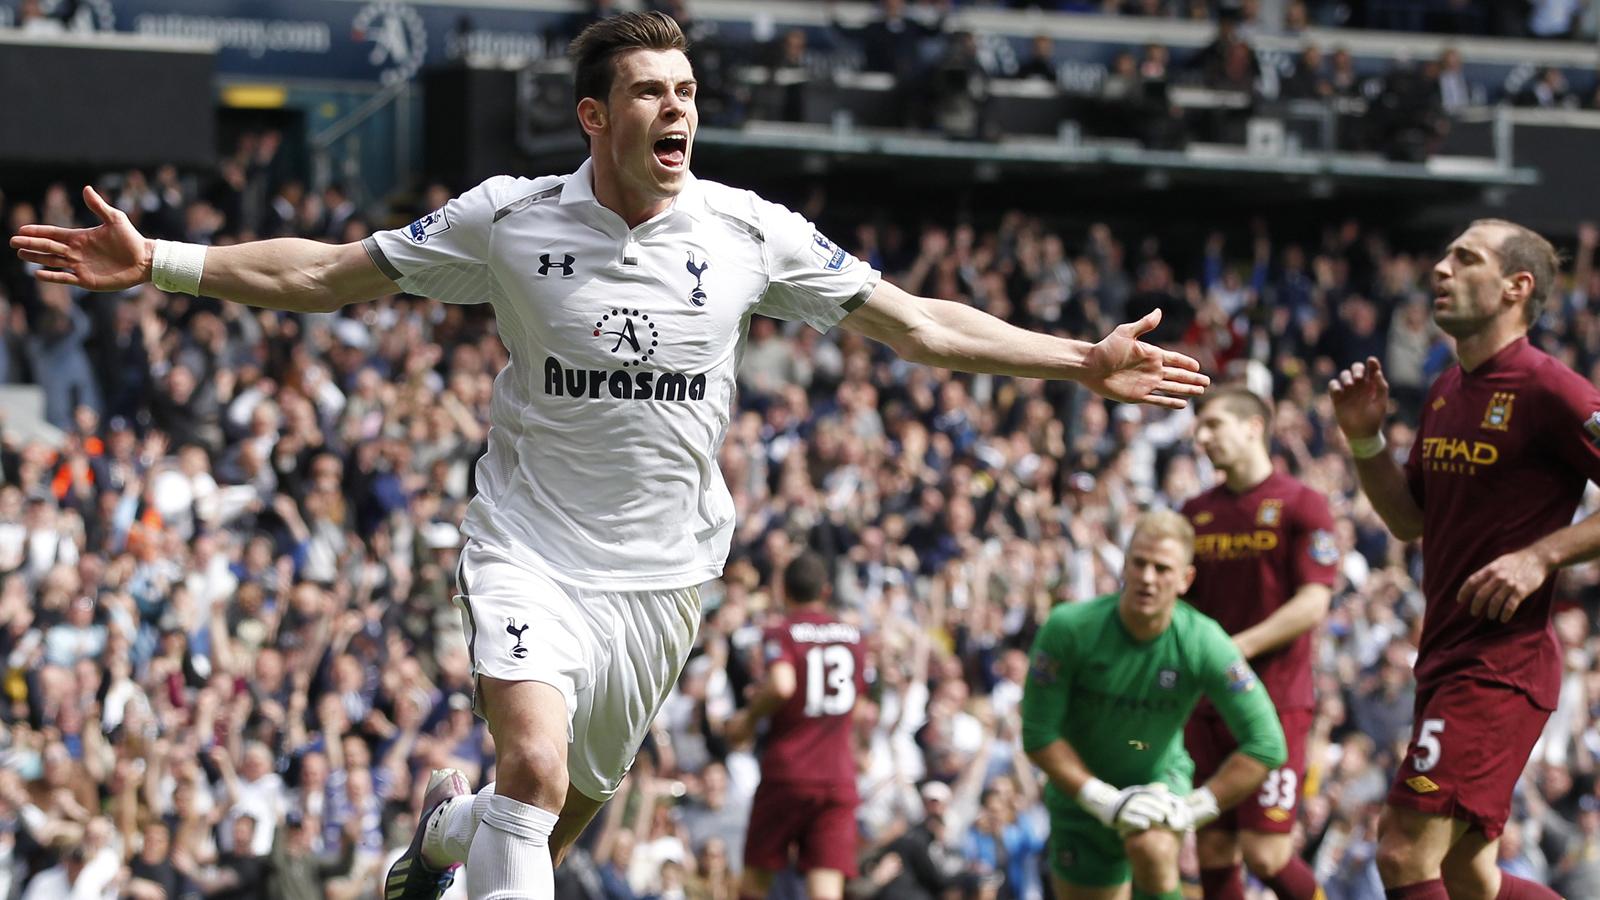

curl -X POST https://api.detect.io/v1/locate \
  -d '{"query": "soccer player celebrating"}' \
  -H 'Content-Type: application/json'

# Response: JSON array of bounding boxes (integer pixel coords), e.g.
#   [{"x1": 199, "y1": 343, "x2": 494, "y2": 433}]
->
[
  {"x1": 1021, "y1": 510, "x2": 1286, "y2": 900},
  {"x1": 1183, "y1": 386, "x2": 1338, "y2": 900},
  {"x1": 11, "y1": 13, "x2": 1208, "y2": 900},
  {"x1": 1330, "y1": 219, "x2": 1599, "y2": 900},
  {"x1": 724, "y1": 551, "x2": 865, "y2": 900}
]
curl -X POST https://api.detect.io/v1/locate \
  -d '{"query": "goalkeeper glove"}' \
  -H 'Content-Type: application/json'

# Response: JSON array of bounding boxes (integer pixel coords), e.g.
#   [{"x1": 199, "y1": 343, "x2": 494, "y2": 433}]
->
[
  {"x1": 1162, "y1": 786, "x2": 1221, "y2": 832},
  {"x1": 1077, "y1": 779, "x2": 1172, "y2": 835}
]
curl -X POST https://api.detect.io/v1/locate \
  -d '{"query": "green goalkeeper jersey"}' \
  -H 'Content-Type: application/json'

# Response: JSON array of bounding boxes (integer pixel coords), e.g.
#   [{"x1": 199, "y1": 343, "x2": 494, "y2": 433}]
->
[{"x1": 1021, "y1": 594, "x2": 1286, "y2": 813}]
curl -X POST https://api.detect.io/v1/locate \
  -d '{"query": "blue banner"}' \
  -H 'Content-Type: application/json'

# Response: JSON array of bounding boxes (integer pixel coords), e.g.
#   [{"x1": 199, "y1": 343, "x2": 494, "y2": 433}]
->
[
  {"x1": 3, "y1": 0, "x2": 569, "y2": 84},
  {"x1": 2, "y1": 0, "x2": 1589, "y2": 103}
]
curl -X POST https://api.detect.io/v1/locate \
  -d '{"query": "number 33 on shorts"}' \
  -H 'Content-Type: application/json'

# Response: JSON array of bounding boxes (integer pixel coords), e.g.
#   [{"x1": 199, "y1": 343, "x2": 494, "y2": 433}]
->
[{"x1": 1256, "y1": 768, "x2": 1299, "y2": 822}]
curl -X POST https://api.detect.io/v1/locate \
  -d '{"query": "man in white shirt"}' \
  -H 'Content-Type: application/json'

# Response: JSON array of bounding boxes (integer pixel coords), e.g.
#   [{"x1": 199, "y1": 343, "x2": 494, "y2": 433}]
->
[
  {"x1": 11, "y1": 13, "x2": 1207, "y2": 900},
  {"x1": 19, "y1": 819, "x2": 121, "y2": 900},
  {"x1": 18, "y1": 844, "x2": 94, "y2": 900},
  {"x1": 1436, "y1": 48, "x2": 1470, "y2": 114}
]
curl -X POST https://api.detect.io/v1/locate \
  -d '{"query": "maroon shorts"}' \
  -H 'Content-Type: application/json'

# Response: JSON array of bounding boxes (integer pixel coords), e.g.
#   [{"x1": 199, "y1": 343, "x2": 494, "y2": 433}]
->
[
  {"x1": 1185, "y1": 707, "x2": 1312, "y2": 834},
  {"x1": 742, "y1": 780, "x2": 859, "y2": 877},
  {"x1": 1385, "y1": 678, "x2": 1550, "y2": 840}
]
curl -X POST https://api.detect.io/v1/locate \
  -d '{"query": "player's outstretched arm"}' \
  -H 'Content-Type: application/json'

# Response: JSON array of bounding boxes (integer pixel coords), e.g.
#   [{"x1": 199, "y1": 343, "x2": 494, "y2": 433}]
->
[
  {"x1": 841, "y1": 281, "x2": 1208, "y2": 409},
  {"x1": 1329, "y1": 356, "x2": 1423, "y2": 541},
  {"x1": 10, "y1": 186, "x2": 397, "y2": 313}
]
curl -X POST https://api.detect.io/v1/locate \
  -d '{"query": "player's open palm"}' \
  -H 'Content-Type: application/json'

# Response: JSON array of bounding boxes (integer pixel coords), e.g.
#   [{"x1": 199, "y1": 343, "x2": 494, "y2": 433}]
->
[
  {"x1": 1329, "y1": 355, "x2": 1390, "y2": 440},
  {"x1": 1458, "y1": 548, "x2": 1552, "y2": 623},
  {"x1": 9, "y1": 186, "x2": 149, "y2": 292},
  {"x1": 1082, "y1": 309, "x2": 1209, "y2": 410}
]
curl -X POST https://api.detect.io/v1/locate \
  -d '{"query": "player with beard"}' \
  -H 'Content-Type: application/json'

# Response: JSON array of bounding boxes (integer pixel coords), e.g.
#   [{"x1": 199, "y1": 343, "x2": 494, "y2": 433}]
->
[{"x1": 1331, "y1": 219, "x2": 1593, "y2": 900}]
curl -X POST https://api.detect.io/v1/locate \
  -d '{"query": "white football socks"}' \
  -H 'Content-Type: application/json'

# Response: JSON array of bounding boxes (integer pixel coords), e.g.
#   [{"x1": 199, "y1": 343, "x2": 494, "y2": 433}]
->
[
  {"x1": 424, "y1": 782, "x2": 498, "y2": 869},
  {"x1": 464, "y1": 793, "x2": 560, "y2": 900}
]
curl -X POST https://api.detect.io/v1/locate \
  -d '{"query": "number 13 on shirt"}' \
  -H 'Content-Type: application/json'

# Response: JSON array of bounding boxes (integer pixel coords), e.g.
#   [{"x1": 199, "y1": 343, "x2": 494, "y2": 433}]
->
[{"x1": 804, "y1": 645, "x2": 856, "y2": 717}]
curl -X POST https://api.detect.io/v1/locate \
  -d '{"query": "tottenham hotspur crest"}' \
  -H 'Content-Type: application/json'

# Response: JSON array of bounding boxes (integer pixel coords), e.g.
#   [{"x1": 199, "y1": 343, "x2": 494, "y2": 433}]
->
[
  {"x1": 506, "y1": 619, "x2": 529, "y2": 659},
  {"x1": 685, "y1": 252, "x2": 710, "y2": 306}
]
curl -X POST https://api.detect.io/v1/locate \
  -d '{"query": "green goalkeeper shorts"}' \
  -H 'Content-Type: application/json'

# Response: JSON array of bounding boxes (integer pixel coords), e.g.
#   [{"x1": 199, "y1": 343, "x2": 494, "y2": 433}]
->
[
  {"x1": 1046, "y1": 777, "x2": 1191, "y2": 888},
  {"x1": 1047, "y1": 805, "x2": 1133, "y2": 888}
]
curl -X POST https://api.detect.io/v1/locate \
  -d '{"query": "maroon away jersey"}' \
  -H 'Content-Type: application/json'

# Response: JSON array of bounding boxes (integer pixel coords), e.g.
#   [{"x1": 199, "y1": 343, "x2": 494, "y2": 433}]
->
[
  {"x1": 1182, "y1": 472, "x2": 1339, "y2": 712},
  {"x1": 1404, "y1": 338, "x2": 1600, "y2": 710},
  {"x1": 759, "y1": 611, "x2": 867, "y2": 788}
]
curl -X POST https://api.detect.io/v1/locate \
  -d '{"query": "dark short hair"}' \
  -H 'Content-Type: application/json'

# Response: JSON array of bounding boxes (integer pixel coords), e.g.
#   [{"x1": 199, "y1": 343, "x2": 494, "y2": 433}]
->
[
  {"x1": 568, "y1": 11, "x2": 688, "y2": 107},
  {"x1": 783, "y1": 551, "x2": 829, "y2": 605},
  {"x1": 1471, "y1": 218, "x2": 1560, "y2": 325},
  {"x1": 1196, "y1": 385, "x2": 1273, "y2": 434}
]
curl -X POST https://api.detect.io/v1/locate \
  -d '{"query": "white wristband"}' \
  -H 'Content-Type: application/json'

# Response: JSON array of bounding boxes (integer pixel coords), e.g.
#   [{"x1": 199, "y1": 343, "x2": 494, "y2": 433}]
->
[
  {"x1": 1078, "y1": 777, "x2": 1117, "y2": 805},
  {"x1": 1347, "y1": 432, "x2": 1386, "y2": 460},
  {"x1": 1187, "y1": 785, "x2": 1221, "y2": 829},
  {"x1": 1076, "y1": 777, "x2": 1120, "y2": 825},
  {"x1": 150, "y1": 240, "x2": 207, "y2": 296}
]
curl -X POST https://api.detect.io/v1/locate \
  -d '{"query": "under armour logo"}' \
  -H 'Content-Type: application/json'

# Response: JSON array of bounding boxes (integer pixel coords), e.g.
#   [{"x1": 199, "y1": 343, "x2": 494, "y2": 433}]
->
[
  {"x1": 685, "y1": 253, "x2": 710, "y2": 306},
  {"x1": 506, "y1": 619, "x2": 529, "y2": 658},
  {"x1": 538, "y1": 253, "x2": 575, "y2": 277}
]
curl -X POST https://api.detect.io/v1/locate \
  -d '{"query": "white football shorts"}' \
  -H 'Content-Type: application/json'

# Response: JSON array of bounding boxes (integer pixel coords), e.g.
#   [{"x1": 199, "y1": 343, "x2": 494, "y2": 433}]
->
[{"x1": 453, "y1": 538, "x2": 701, "y2": 799}]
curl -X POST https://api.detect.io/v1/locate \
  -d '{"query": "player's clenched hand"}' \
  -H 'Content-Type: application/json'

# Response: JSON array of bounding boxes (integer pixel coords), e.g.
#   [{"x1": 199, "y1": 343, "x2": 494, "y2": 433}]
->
[
  {"x1": 9, "y1": 186, "x2": 152, "y2": 291},
  {"x1": 1111, "y1": 784, "x2": 1174, "y2": 835},
  {"x1": 1080, "y1": 309, "x2": 1210, "y2": 411},
  {"x1": 1157, "y1": 786, "x2": 1220, "y2": 832},
  {"x1": 1078, "y1": 778, "x2": 1172, "y2": 834},
  {"x1": 1328, "y1": 356, "x2": 1390, "y2": 443},
  {"x1": 1457, "y1": 548, "x2": 1552, "y2": 623}
]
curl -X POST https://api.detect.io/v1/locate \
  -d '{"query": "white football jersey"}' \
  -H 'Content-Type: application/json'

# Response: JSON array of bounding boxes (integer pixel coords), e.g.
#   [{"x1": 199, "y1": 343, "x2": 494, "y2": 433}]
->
[{"x1": 364, "y1": 160, "x2": 880, "y2": 589}]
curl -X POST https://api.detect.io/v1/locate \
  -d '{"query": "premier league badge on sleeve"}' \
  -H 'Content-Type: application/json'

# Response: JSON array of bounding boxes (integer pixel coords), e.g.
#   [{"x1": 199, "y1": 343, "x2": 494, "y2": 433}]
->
[
  {"x1": 809, "y1": 232, "x2": 847, "y2": 271},
  {"x1": 408, "y1": 208, "x2": 451, "y2": 244},
  {"x1": 1225, "y1": 659, "x2": 1258, "y2": 694},
  {"x1": 1029, "y1": 654, "x2": 1059, "y2": 685},
  {"x1": 1309, "y1": 530, "x2": 1340, "y2": 566},
  {"x1": 1584, "y1": 411, "x2": 1600, "y2": 449}
]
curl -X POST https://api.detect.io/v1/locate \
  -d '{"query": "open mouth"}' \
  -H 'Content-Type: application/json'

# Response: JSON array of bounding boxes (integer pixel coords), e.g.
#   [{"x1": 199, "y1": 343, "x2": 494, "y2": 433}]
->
[{"x1": 653, "y1": 134, "x2": 688, "y2": 169}]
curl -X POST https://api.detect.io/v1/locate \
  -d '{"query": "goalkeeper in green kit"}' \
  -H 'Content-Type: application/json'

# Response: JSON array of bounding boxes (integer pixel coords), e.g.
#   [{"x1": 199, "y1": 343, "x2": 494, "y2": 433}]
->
[{"x1": 1022, "y1": 510, "x2": 1287, "y2": 899}]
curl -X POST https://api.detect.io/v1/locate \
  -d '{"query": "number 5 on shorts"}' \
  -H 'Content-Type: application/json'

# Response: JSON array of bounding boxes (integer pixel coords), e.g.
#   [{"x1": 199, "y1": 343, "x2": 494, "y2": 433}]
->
[{"x1": 1413, "y1": 718, "x2": 1445, "y2": 773}]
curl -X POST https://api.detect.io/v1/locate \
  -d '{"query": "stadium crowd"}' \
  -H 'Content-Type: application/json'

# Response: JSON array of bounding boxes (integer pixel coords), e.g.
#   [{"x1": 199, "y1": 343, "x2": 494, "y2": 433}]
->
[
  {"x1": 6, "y1": 135, "x2": 1600, "y2": 900},
  {"x1": 538, "y1": 0, "x2": 1600, "y2": 157}
]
